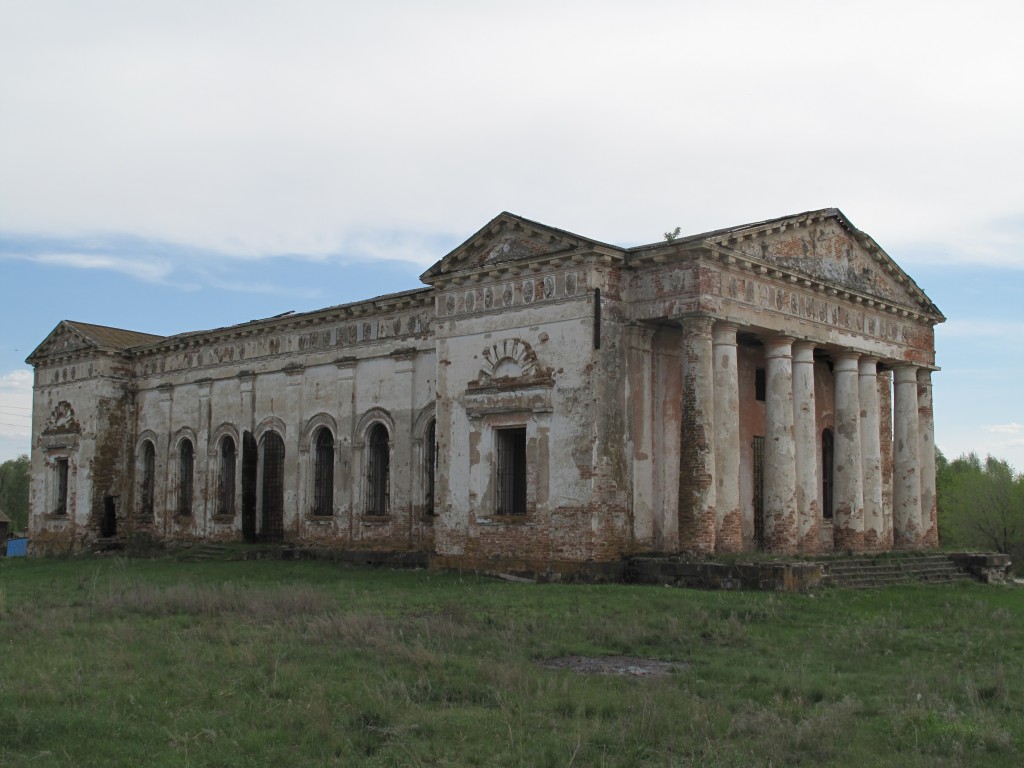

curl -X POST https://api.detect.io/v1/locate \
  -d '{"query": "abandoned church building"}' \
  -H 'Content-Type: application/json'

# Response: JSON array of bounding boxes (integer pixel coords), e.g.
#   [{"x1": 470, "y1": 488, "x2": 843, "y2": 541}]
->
[{"x1": 27, "y1": 208, "x2": 944, "y2": 568}]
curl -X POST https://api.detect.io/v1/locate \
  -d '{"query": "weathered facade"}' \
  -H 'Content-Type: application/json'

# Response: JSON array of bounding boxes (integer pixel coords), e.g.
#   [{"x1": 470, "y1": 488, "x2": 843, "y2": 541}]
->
[{"x1": 27, "y1": 209, "x2": 944, "y2": 567}]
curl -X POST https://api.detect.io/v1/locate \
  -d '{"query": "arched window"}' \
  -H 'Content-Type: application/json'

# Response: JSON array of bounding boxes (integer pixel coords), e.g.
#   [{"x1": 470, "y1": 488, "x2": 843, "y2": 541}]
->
[
  {"x1": 218, "y1": 436, "x2": 236, "y2": 516},
  {"x1": 313, "y1": 427, "x2": 334, "y2": 516},
  {"x1": 140, "y1": 441, "x2": 156, "y2": 517},
  {"x1": 367, "y1": 423, "x2": 390, "y2": 515},
  {"x1": 424, "y1": 419, "x2": 436, "y2": 516},
  {"x1": 260, "y1": 431, "x2": 285, "y2": 542},
  {"x1": 178, "y1": 439, "x2": 194, "y2": 516},
  {"x1": 822, "y1": 428, "x2": 834, "y2": 519}
]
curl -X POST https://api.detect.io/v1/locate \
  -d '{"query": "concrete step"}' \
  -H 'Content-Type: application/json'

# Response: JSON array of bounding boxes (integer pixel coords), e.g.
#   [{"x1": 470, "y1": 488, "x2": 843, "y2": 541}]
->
[
  {"x1": 826, "y1": 554, "x2": 971, "y2": 588},
  {"x1": 179, "y1": 543, "x2": 233, "y2": 561}
]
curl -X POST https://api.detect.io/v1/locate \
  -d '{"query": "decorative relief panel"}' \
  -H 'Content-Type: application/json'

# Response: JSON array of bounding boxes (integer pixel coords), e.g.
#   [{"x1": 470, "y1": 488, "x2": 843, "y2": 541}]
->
[
  {"x1": 133, "y1": 308, "x2": 432, "y2": 377},
  {"x1": 720, "y1": 274, "x2": 917, "y2": 344},
  {"x1": 472, "y1": 337, "x2": 552, "y2": 389},
  {"x1": 543, "y1": 276, "x2": 555, "y2": 299},
  {"x1": 440, "y1": 271, "x2": 587, "y2": 319},
  {"x1": 43, "y1": 401, "x2": 81, "y2": 435}
]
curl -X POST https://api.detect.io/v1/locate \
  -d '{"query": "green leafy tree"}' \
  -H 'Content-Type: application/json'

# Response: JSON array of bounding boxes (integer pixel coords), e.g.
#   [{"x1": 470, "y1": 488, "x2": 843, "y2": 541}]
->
[
  {"x1": 0, "y1": 454, "x2": 30, "y2": 531},
  {"x1": 937, "y1": 449, "x2": 1024, "y2": 565}
]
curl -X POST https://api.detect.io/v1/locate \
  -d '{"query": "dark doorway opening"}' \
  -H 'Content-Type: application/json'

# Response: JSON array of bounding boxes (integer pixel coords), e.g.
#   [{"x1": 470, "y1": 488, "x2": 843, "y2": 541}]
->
[
  {"x1": 242, "y1": 431, "x2": 258, "y2": 542},
  {"x1": 822, "y1": 428, "x2": 835, "y2": 519},
  {"x1": 101, "y1": 495, "x2": 117, "y2": 537},
  {"x1": 260, "y1": 431, "x2": 285, "y2": 542}
]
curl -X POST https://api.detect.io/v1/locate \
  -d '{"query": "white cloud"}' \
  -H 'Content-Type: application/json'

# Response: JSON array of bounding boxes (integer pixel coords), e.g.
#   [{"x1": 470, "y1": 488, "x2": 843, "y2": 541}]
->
[
  {"x1": 29, "y1": 253, "x2": 172, "y2": 283},
  {"x1": 0, "y1": 369, "x2": 33, "y2": 456},
  {"x1": 986, "y1": 423, "x2": 1024, "y2": 435},
  {"x1": 1, "y1": 1, "x2": 1021, "y2": 264}
]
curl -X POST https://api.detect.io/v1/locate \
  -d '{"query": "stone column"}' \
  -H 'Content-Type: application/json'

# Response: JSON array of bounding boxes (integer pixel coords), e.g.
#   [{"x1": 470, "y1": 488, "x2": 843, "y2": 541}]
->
[
  {"x1": 859, "y1": 357, "x2": 884, "y2": 550},
  {"x1": 197, "y1": 380, "x2": 212, "y2": 538},
  {"x1": 625, "y1": 323, "x2": 655, "y2": 547},
  {"x1": 917, "y1": 368, "x2": 938, "y2": 548},
  {"x1": 878, "y1": 370, "x2": 894, "y2": 548},
  {"x1": 712, "y1": 323, "x2": 742, "y2": 552},
  {"x1": 792, "y1": 341, "x2": 820, "y2": 552},
  {"x1": 763, "y1": 336, "x2": 798, "y2": 553},
  {"x1": 335, "y1": 358, "x2": 357, "y2": 534},
  {"x1": 893, "y1": 365, "x2": 922, "y2": 548},
  {"x1": 678, "y1": 316, "x2": 717, "y2": 553},
  {"x1": 832, "y1": 352, "x2": 864, "y2": 551}
]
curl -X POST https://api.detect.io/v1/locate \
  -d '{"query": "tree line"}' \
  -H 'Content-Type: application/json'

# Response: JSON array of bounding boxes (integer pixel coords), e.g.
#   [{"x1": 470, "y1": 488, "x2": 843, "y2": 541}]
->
[
  {"x1": 937, "y1": 449, "x2": 1023, "y2": 566},
  {"x1": 0, "y1": 454, "x2": 30, "y2": 532}
]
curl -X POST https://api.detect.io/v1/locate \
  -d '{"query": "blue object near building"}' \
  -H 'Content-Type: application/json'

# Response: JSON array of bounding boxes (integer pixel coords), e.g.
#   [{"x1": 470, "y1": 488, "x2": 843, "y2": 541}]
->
[{"x1": 6, "y1": 538, "x2": 28, "y2": 557}]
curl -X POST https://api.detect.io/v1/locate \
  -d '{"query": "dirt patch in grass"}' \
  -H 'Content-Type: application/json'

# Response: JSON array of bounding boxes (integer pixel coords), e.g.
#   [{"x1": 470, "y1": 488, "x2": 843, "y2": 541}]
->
[{"x1": 539, "y1": 655, "x2": 685, "y2": 677}]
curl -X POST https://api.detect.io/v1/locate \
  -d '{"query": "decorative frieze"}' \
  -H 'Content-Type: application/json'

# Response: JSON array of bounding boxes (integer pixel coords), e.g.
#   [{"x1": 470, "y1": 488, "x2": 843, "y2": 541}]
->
[{"x1": 440, "y1": 270, "x2": 587, "y2": 318}]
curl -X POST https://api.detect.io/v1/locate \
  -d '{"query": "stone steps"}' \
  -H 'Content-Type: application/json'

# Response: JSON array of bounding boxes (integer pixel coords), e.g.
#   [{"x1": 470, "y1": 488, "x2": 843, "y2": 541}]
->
[
  {"x1": 178, "y1": 543, "x2": 233, "y2": 561},
  {"x1": 826, "y1": 555, "x2": 971, "y2": 588}
]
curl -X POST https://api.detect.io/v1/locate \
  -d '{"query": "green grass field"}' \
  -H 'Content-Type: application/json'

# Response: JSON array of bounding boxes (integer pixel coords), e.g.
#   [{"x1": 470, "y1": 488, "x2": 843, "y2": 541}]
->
[{"x1": 1, "y1": 556, "x2": 1021, "y2": 767}]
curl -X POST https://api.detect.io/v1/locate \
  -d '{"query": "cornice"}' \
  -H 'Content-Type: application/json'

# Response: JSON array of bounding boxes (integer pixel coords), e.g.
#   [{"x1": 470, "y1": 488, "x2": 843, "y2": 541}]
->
[
  {"x1": 127, "y1": 288, "x2": 435, "y2": 360},
  {"x1": 629, "y1": 237, "x2": 943, "y2": 326},
  {"x1": 431, "y1": 247, "x2": 623, "y2": 291}
]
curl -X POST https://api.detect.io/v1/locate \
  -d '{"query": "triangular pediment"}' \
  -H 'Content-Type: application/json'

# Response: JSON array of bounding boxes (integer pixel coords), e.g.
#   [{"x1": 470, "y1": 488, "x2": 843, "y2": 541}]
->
[
  {"x1": 421, "y1": 212, "x2": 623, "y2": 283},
  {"x1": 26, "y1": 320, "x2": 165, "y2": 364},
  {"x1": 26, "y1": 322, "x2": 98, "y2": 363},
  {"x1": 700, "y1": 209, "x2": 943, "y2": 319}
]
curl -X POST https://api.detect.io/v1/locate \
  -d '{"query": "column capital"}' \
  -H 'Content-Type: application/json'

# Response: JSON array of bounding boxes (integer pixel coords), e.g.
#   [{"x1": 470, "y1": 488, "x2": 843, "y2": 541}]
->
[
  {"x1": 792, "y1": 341, "x2": 815, "y2": 364},
  {"x1": 711, "y1": 322, "x2": 739, "y2": 345},
  {"x1": 916, "y1": 368, "x2": 933, "y2": 385},
  {"x1": 833, "y1": 351, "x2": 860, "y2": 373},
  {"x1": 764, "y1": 336, "x2": 794, "y2": 358},
  {"x1": 858, "y1": 357, "x2": 879, "y2": 376},
  {"x1": 681, "y1": 314, "x2": 715, "y2": 336},
  {"x1": 893, "y1": 364, "x2": 919, "y2": 385}
]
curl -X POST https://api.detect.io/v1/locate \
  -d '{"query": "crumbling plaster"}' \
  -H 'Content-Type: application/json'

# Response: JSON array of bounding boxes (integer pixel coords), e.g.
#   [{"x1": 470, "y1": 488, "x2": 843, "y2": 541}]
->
[{"x1": 27, "y1": 208, "x2": 944, "y2": 568}]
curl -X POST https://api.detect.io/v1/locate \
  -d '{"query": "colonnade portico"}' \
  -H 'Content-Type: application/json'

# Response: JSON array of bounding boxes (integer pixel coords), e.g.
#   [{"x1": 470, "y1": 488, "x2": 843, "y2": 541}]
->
[{"x1": 675, "y1": 315, "x2": 937, "y2": 555}]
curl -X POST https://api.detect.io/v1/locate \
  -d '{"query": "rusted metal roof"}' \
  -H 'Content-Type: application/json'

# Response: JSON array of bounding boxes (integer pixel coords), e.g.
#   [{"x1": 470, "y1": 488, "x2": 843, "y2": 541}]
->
[{"x1": 63, "y1": 321, "x2": 165, "y2": 350}]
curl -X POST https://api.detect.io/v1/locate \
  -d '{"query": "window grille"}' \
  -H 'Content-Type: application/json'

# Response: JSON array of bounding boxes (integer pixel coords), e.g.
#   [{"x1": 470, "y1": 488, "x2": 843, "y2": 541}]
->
[
  {"x1": 822, "y1": 428, "x2": 835, "y2": 519},
  {"x1": 313, "y1": 428, "x2": 334, "y2": 516},
  {"x1": 496, "y1": 427, "x2": 527, "y2": 515},
  {"x1": 178, "y1": 440, "x2": 194, "y2": 516},
  {"x1": 752, "y1": 435, "x2": 765, "y2": 549},
  {"x1": 54, "y1": 458, "x2": 69, "y2": 515},
  {"x1": 425, "y1": 420, "x2": 436, "y2": 515},
  {"x1": 218, "y1": 437, "x2": 236, "y2": 516},
  {"x1": 261, "y1": 432, "x2": 285, "y2": 542},
  {"x1": 367, "y1": 424, "x2": 390, "y2": 515},
  {"x1": 140, "y1": 442, "x2": 155, "y2": 517}
]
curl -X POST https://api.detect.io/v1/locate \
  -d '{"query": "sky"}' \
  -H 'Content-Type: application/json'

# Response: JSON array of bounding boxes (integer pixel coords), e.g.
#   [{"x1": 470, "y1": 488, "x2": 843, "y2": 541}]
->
[{"x1": 1, "y1": 0, "x2": 1022, "y2": 471}]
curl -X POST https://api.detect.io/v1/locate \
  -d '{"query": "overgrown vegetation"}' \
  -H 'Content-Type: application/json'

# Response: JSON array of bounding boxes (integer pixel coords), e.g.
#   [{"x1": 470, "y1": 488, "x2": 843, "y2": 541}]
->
[
  {"x1": 938, "y1": 449, "x2": 1024, "y2": 567},
  {"x1": 0, "y1": 453, "x2": 29, "y2": 531},
  {"x1": 1, "y1": 557, "x2": 1021, "y2": 767}
]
